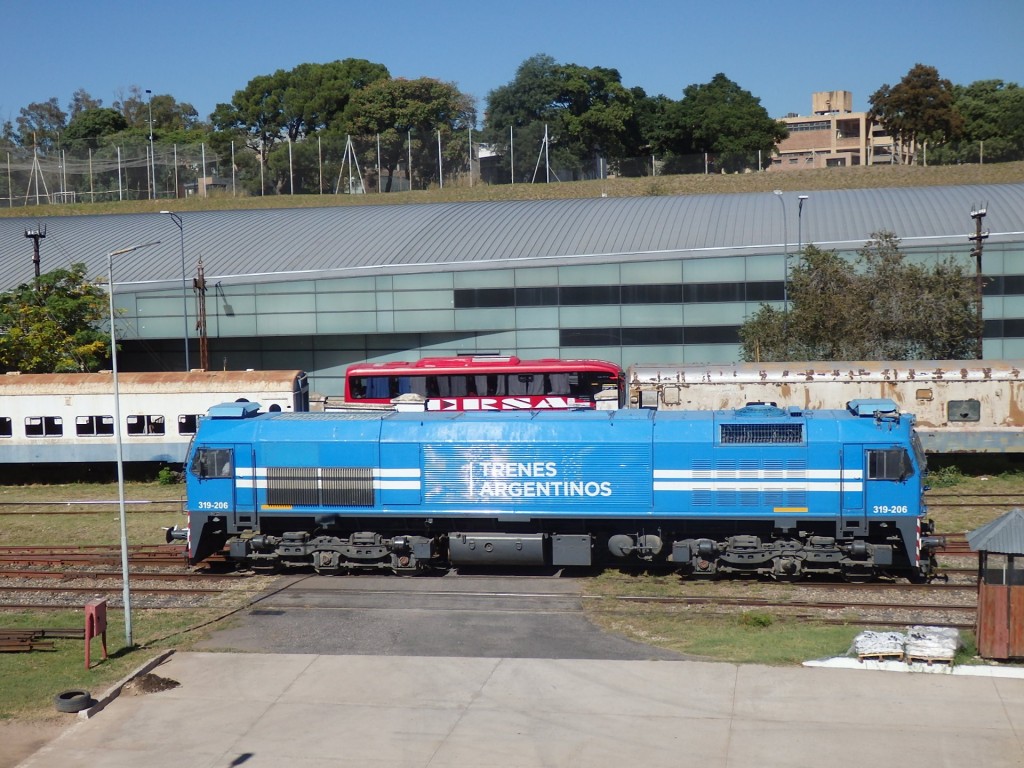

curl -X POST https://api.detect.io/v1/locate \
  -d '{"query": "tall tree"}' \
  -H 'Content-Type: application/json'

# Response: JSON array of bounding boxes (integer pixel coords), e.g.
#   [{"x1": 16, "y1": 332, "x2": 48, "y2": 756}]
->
[
  {"x1": 68, "y1": 88, "x2": 102, "y2": 120},
  {"x1": 869, "y1": 64, "x2": 963, "y2": 164},
  {"x1": 928, "y1": 79, "x2": 1024, "y2": 164},
  {"x1": 660, "y1": 74, "x2": 787, "y2": 173},
  {"x1": 483, "y1": 54, "x2": 639, "y2": 181},
  {"x1": 346, "y1": 77, "x2": 476, "y2": 191},
  {"x1": 739, "y1": 233, "x2": 979, "y2": 362},
  {"x1": 0, "y1": 265, "x2": 110, "y2": 373},
  {"x1": 15, "y1": 98, "x2": 68, "y2": 151},
  {"x1": 63, "y1": 107, "x2": 129, "y2": 150},
  {"x1": 212, "y1": 59, "x2": 389, "y2": 174}
]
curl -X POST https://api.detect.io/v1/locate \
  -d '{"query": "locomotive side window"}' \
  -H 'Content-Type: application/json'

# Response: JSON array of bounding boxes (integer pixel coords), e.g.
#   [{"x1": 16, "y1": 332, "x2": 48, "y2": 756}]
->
[
  {"x1": 76, "y1": 415, "x2": 114, "y2": 436},
  {"x1": 867, "y1": 448, "x2": 912, "y2": 481},
  {"x1": 947, "y1": 399, "x2": 981, "y2": 422},
  {"x1": 0, "y1": 417, "x2": 11, "y2": 437},
  {"x1": 178, "y1": 414, "x2": 201, "y2": 435},
  {"x1": 127, "y1": 415, "x2": 166, "y2": 435},
  {"x1": 25, "y1": 416, "x2": 63, "y2": 437},
  {"x1": 192, "y1": 448, "x2": 233, "y2": 479}
]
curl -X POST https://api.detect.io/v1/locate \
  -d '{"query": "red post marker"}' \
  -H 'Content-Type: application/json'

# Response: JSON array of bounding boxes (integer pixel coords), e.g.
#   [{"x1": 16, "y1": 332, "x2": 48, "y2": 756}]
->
[{"x1": 84, "y1": 598, "x2": 108, "y2": 669}]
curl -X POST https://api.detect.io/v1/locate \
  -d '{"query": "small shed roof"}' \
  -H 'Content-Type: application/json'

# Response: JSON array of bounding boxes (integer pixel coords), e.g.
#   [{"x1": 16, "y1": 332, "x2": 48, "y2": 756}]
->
[{"x1": 967, "y1": 508, "x2": 1024, "y2": 554}]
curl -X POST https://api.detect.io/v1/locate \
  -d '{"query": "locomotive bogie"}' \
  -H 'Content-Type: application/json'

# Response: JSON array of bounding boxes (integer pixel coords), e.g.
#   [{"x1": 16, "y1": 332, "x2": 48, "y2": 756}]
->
[{"x1": 184, "y1": 401, "x2": 932, "y2": 582}]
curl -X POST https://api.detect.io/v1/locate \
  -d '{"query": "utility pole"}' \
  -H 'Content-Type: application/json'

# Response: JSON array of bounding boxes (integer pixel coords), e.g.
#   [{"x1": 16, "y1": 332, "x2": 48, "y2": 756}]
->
[
  {"x1": 24, "y1": 225, "x2": 46, "y2": 284},
  {"x1": 194, "y1": 258, "x2": 209, "y2": 371},
  {"x1": 969, "y1": 205, "x2": 989, "y2": 360}
]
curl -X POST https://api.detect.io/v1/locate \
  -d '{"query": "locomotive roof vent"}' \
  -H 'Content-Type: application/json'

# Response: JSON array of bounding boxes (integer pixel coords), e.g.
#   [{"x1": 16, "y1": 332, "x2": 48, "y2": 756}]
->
[
  {"x1": 206, "y1": 401, "x2": 262, "y2": 419},
  {"x1": 736, "y1": 402, "x2": 786, "y2": 418}
]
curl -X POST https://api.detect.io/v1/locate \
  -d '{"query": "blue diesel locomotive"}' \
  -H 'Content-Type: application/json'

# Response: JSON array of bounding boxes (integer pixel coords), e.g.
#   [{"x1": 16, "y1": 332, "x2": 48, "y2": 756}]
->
[{"x1": 179, "y1": 399, "x2": 939, "y2": 581}]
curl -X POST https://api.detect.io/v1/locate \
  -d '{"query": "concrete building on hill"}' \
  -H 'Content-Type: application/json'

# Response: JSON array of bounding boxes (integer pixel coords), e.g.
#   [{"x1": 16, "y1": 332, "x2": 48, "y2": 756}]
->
[
  {"x1": 0, "y1": 182, "x2": 1021, "y2": 397},
  {"x1": 773, "y1": 91, "x2": 899, "y2": 171}
]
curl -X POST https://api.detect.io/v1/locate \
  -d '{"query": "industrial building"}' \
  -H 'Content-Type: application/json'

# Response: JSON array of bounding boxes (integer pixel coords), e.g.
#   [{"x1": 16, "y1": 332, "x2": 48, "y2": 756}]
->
[{"x1": 0, "y1": 181, "x2": 1021, "y2": 397}]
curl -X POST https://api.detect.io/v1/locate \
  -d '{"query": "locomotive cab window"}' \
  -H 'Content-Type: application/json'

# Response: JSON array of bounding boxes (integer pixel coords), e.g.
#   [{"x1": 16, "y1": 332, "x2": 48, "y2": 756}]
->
[
  {"x1": 192, "y1": 448, "x2": 233, "y2": 479},
  {"x1": 867, "y1": 448, "x2": 912, "y2": 481}
]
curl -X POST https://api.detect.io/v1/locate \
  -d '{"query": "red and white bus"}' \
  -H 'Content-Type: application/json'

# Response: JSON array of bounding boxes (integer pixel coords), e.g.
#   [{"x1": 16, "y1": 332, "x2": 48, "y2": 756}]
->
[{"x1": 342, "y1": 356, "x2": 624, "y2": 410}]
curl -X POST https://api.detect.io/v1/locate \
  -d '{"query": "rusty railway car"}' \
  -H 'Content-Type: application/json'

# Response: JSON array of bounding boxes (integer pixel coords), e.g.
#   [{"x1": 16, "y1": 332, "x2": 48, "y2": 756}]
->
[{"x1": 627, "y1": 360, "x2": 1024, "y2": 454}]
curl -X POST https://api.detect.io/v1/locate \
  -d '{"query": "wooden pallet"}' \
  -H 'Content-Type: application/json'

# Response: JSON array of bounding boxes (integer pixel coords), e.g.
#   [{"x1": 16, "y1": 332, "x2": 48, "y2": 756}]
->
[
  {"x1": 857, "y1": 651, "x2": 905, "y2": 662},
  {"x1": 905, "y1": 655, "x2": 954, "y2": 665}
]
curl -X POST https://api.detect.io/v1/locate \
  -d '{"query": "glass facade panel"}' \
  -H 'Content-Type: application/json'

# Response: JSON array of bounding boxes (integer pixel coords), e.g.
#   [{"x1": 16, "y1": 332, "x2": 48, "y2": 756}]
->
[
  {"x1": 393, "y1": 272, "x2": 452, "y2": 290},
  {"x1": 318, "y1": 292, "x2": 376, "y2": 311},
  {"x1": 560, "y1": 306, "x2": 621, "y2": 326},
  {"x1": 393, "y1": 291, "x2": 453, "y2": 310},
  {"x1": 516, "y1": 286, "x2": 558, "y2": 306},
  {"x1": 515, "y1": 307, "x2": 559, "y2": 329},
  {"x1": 136, "y1": 296, "x2": 189, "y2": 316},
  {"x1": 560, "y1": 285, "x2": 621, "y2": 305},
  {"x1": 394, "y1": 310, "x2": 455, "y2": 332},
  {"x1": 626, "y1": 260, "x2": 682, "y2": 284},
  {"x1": 621, "y1": 284, "x2": 682, "y2": 304},
  {"x1": 260, "y1": 293, "x2": 316, "y2": 313},
  {"x1": 255, "y1": 281, "x2": 315, "y2": 294},
  {"x1": 558, "y1": 263, "x2": 621, "y2": 286},
  {"x1": 454, "y1": 307, "x2": 516, "y2": 331},
  {"x1": 510, "y1": 329, "x2": 559, "y2": 348},
  {"x1": 515, "y1": 267, "x2": 559, "y2": 287},
  {"x1": 454, "y1": 270, "x2": 514, "y2": 288},
  {"x1": 317, "y1": 312, "x2": 378, "y2": 334},
  {"x1": 317, "y1": 276, "x2": 377, "y2": 292},
  {"x1": 744, "y1": 254, "x2": 783, "y2": 281},
  {"x1": 683, "y1": 257, "x2": 744, "y2": 283},
  {"x1": 685, "y1": 303, "x2": 747, "y2": 325},
  {"x1": 257, "y1": 313, "x2": 315, "y2": 335},
  {"x1": 622, "y1": 305, "x2": 683, "y2": 326}
]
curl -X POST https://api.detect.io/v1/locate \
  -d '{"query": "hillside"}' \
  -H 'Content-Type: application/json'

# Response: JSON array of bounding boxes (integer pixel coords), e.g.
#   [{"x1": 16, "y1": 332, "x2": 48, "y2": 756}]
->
[{"x1": 2, "y1": 161, "x2": 1022, "y2": 219}]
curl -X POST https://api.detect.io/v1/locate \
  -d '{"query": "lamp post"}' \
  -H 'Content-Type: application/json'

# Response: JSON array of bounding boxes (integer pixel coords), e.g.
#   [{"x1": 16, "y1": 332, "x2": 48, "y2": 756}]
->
[
  {"x1": 797, "y1": 194, "x2": 809, "y2": 254},
  {"x1": 107, "y1": 240, "x2": 160, "y2": 648},
  {"x1": 773, "y1": 190, "x2": 788, "y2": 313},
  {"x1": 146, "y1": 89, "x2": 156, "y2": 200},
  {"x1": 160, "y1": 211, "x2": 190, "y2": 371}
]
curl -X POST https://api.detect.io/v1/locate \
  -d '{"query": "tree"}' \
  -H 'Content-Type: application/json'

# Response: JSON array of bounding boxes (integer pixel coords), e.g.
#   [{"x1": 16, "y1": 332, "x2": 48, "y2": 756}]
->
[
  {"x1": 927, "y1": 80, "x2": 1024, "y2": 164},
  {"x1": 68, "y1": 88, "x2": 102, "y2": 120},
  {"x1": 0, "y1": 265, "x2": 110, "y2": 373},
  {"x1": 14, "y1": 98, "x2": 68, "y2": 151},
  {"x1": 346, "y1": 77, "x2": 476, "y2": 191},
  {"x1": 212, "y1": 59, "x2": 389, "y2": 176},
  {"x1": 739, "y1": 233, "x2": 979, "y2": 362},
  {"x1": 659, "y1": 74, "x2": 787, "y2": 173},
  {"x1": 869, "y1": 64, "x2": 963, "y2": 164},
  {"x1": 482, "y1": 54, "x2": 639, "y2": 181},
  {"x1": 63, "y1": 107, "x2": 129, "y2": 150}
]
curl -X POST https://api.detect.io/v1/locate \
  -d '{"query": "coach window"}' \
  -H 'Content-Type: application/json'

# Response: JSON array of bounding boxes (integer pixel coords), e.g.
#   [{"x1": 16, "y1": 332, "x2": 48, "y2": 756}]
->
[
  {"x1": 0, "y1": 417, "x2": 11, "y2": 437},
  {"x1": 127, "y1": 415, "x2": 166, "y2": 435},
  {"x1": 178, "y1": 414, "x2": 201, "y2": 435},
  {"x1": 25, "y1": 416, "x2": 63, "y2": 437},
  {"x1": 76, "y1": 415, "x2": 114, "y2": 436},
  {"x1": 867, "y1": 448, "x2": 912, "y2": 481},
  {"x1": 947, "y1": 399, "x2": 981, "y2": 422},
  {"x1": 192, "y1": 448, "x2": 233, "y2": 479}
]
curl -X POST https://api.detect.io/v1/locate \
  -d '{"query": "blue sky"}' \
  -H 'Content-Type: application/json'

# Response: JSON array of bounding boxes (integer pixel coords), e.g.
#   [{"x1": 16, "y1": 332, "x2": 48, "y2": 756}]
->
[{"x1": 5, "y1": 0, "x2": 1022, "y2": 126}]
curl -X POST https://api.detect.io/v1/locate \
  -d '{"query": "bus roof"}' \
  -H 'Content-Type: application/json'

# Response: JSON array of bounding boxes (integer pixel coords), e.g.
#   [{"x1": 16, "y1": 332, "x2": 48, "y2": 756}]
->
[{"x1": 345, "y1": 356, "x2": 622, "y2": 374}]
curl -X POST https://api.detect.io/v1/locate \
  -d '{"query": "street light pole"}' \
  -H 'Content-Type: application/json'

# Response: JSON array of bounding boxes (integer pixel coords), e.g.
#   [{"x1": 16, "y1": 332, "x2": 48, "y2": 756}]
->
[
  {"x1": 160, "y1": 211, "x2": 190, "y2": 370},
  {"x1": 146, "y1": 89, "x2": 156, "y2": 200},
  {"x1": 773, "y1": 190, "x2": 788, "y2": 313},
  {"x1": 107, "y1": 240, "x2": 160, "y2": 648}
]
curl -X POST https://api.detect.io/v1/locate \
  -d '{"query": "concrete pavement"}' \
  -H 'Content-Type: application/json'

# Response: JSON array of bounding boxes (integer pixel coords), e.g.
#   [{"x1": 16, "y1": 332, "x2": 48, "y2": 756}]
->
[{"x1": 17, "y1": 651, "x2": 1024, "y2": 768}]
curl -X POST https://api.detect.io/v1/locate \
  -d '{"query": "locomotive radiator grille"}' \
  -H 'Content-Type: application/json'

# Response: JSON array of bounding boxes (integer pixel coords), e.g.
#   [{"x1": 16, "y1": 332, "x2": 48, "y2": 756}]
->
[
  {"x1": 267, "y1": 467, "x2": 375, "y2": 507},
  {"x1": 720, "y1": 423, "x2": 803, "y2": 444}
]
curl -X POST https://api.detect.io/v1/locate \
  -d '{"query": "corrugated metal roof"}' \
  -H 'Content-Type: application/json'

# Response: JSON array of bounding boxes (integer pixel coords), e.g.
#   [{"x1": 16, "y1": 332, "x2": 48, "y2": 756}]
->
[
  {"x1": 0, "y1": 182, "x2": 1021, "y2": 293},
  {"x1": 967, "y1": 508, "x2": 1024, "y2": 554}
]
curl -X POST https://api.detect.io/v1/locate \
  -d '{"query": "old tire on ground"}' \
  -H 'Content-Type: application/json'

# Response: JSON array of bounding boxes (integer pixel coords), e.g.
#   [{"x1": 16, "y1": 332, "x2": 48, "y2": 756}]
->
[{"x1": 54, "y1": 690, "x2": 93, "y2": 713}]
